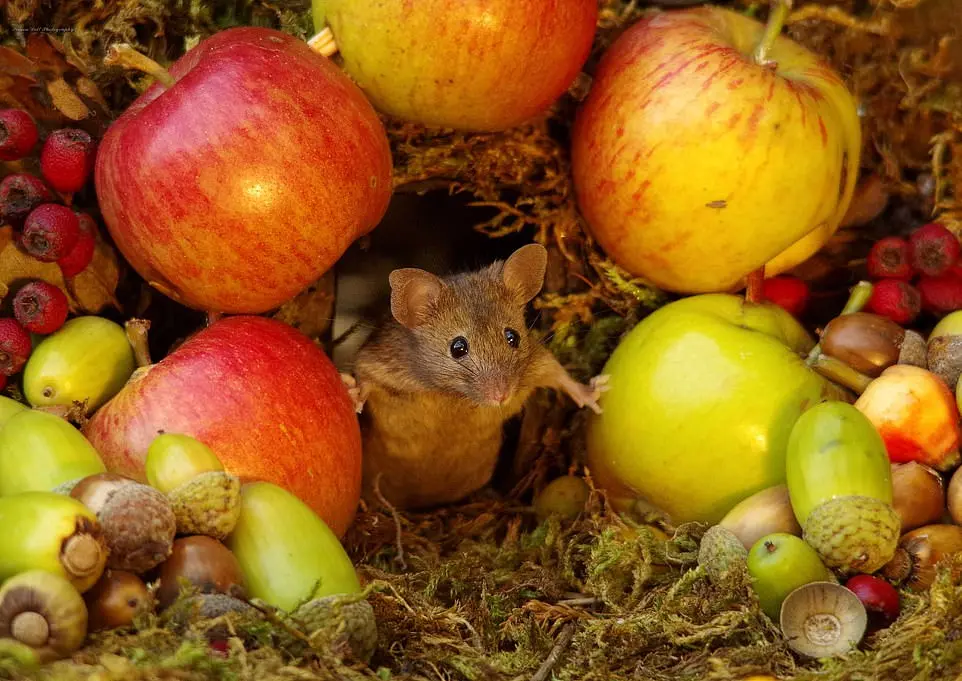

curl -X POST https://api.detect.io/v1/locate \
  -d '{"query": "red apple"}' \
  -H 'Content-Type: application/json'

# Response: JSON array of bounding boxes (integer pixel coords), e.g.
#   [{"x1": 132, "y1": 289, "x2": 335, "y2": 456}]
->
[
  {"x1": 95, "y1": 27, "x2": 393, "y2": 315},
  {"x1": 570, "y1": 6, "x2": 861, "y2": 295},
  {"x1": 315, "y1": 0, "x2": 598, "y2": 132},
  {"x1": 82, "y1": 316, "x2": 362, "y2": 538}
]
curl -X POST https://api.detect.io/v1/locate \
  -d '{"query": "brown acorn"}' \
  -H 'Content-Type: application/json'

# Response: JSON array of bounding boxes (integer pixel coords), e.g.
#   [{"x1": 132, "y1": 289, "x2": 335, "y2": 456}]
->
[
  {"x1": 84, "y1": 570, "x2": 151, "y2": 632},
  {"x1": 153, "y1": 536, "x2": 246, "y2": 610},
  {"x1": 891, "y1": 462, "x2": 946, "y2": 533},
  {"x1": 820, "y1": 312, "x2": 921, "y2": 378},
  {"x1": 70, "y1": 473, "x2": 176, "y2": 574}
]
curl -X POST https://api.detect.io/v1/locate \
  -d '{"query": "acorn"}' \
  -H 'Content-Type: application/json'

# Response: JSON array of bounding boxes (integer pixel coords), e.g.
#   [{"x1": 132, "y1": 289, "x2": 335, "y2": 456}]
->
[
  {"x1": 891, "y1": 462, "x2": 945, "y2": 533},
  {"x1": 153, "y1": 536, "x2": 246, "y2": 611},
  {"x1": 533, "y1": 475, "x2": 590, "y2": 521},
  {"x1": 927, "y1": 311, "x2": 962, "y2": 389},
  {"x1": 786, "y1": 401, "x2": 900, "y2": 575},
  {"x1": 291, "y1": 594, "x2": 378, "y2": 663},
  {"x1": 0, "y1": 491, "x2": 107, "y2": 593},
  {"x1": 879, "y1": 524, "x2": 962, "y2": 591},
  {"x1": 779, "y1": 581, "x2": 867, "y2": 659},
  {"x1": 145, "y1": 433, "x2": 241, "y2": 540},
  {"x1": 697, "y1": 524, "x2": 748, "y2": 586},
  {"x1": 0, "y1": 408, "x2": 106, "y2": 496},
  {"x1": 717, "y1": 484, "x2": 802, "y2": 550},
  {"x1": 84, "y1": 569, "x2": 151, "y2": 632},
  {"x1": 71, "y1": 472, "x2": 176, "y2": 574},
  {"x1": 820, "y1": 312, "x2": 917, "y2": 378},
  {"x1": 0, "y1": 570, "x2": 88, "y2": 663},
  {"x1": 947, "y1": 465, "x2": 962, "y2": 525}
]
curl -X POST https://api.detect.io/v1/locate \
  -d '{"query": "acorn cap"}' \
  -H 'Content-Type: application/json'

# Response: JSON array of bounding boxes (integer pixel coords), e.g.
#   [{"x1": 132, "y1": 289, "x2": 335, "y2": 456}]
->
[
  {"x1": 291, "y1": 594, "x2": 378, "y2": 664},
  {"x1": 802, "y1": 496, "x2": 900, "y2": 575},
  {"x1": 780, "y1": 581, "x2": 867, "y2": 658},
  {"x1": 697, "y1": 525, "x2": 748, "y2": 585},
  {"x1": 898, "y1": 330, "x2": 927, "y2": 369},
  {"x1": 168, "y1": 471, "x2": 242, "y2": 540},
  {"x1": 927, "y1": 334, "x2": 962, "y2": 391}
]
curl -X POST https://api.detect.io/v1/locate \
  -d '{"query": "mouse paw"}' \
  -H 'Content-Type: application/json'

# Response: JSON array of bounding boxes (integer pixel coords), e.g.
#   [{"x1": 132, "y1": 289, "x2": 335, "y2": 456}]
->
[
  {"x1": 568, "y1": 374, "x2": 608, "y2": 415},
  {"x1": 339, "y1": 372, "x2": 366, "y2": 414}
]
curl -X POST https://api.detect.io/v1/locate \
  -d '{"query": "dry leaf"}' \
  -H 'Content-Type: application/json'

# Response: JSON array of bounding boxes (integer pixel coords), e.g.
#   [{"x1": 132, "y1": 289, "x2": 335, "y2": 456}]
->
[
  {"x1": 0, "y1": 225, "x2": 121, "y2": 314},
  {"x1": 46, "y1": 77, "x2": 91, "y2": 120},
  {"x1": 0, "y1": 47, "x2": 39, "y2": 81},
  {"x1": 272, "y1": 270, "x2": 336, "y2": 339},
  {"x1": 76, "y1": 76, "x2": 110, "y2": 112},
  {"x1": 24, "y1": 33, "x2": 72, "y2": 79}
]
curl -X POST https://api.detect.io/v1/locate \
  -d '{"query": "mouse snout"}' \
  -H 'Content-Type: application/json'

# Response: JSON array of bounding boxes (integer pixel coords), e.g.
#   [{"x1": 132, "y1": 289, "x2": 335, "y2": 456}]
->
[{"x1": 480, "y1": 378, "x2": 513, "y2": 406}]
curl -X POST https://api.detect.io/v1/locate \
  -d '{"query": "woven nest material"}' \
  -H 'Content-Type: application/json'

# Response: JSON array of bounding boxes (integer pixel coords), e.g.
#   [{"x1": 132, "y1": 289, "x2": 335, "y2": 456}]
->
[{"x1": 1, "y1": 0, "x2": 961, "y2": 679}]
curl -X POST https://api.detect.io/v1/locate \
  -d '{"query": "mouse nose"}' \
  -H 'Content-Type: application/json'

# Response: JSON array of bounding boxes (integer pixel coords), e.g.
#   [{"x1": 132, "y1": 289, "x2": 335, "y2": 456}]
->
[{"x1": 483, "y1": 382, "x2": 511, "y2": 405}]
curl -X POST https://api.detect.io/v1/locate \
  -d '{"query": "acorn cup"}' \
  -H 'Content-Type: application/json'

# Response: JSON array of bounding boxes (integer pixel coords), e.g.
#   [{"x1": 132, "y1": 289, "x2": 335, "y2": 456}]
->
[
  {"x1": 819, "y1": 312, "x2": 926, "y2": 377},
  {"x1": 291, "y1": 593, "x2": 378, "y2": 664},
  {"x1": 927, "y1": 311, "x2": 962, "y2": 389},
  {"x1": 71, "y1": 473, "x2": 176, "y2": 574},
  {"x1": 145, "y1": 433, "x2": 241, "y2": 540},
  {"x1": 0, "y1": 570, "x2": 88, "y2": 663},
  {"x1": 779, "y1": 581, "x2": 868, "y2": 659},
  {"x1": 785, "y1": 401, "x2": 900, "y2": 575},
  {"x1": 879, "y1": 524, "x2": 962, "y2": 591},
  {"x1": 697, "y1": 525, "x2": 749, "y2": 586}
]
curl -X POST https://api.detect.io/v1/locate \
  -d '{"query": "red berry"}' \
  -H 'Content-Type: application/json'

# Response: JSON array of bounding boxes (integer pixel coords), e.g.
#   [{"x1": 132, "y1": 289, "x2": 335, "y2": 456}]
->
[
  {"x1": 57, "y1": 213, "x2": 97, "y2": 278},
  {"x1": 0, "y1": 318, "x2": 31, "y2": 376},
  {"x1": 866, "y1": 236, "x2": 913, "y2": 280},
  {"x1": 0, "y1": 173, "x2": 53, "y2": 227},
  {"x1": 209, "y1": 639, "x2": 229, "y2": 658},
  {"x1": 39, "y1": 128, "x2": 96, "y2": 194},
  {"x1": 20, "y1": 203, "x2": 80, "y2": 262},
  {"x1": 0, "y1": 109, "x2": 38, "y2": 161},
  {"x1": 866, "y1": 279, "x2": 921, "y2": 325},
  {"x1": 12, "y1": 281, "x2": 69, "y2": 335},
  {"x1": 917, "y1": 273, "x2": 962, "y2": 315},
  {"x1": 845, "y1": 575, "x2": 900, "y2": 631},
  {"x1": 908, "y1": 222, "x2": 961, "y2": 277},
  {"x1": 761, "y1": 276, "x2": 810, "y2": 317}
]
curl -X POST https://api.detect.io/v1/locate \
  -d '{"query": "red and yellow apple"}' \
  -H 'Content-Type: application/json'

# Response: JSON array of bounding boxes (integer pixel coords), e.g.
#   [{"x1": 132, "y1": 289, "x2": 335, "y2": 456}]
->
[
  {"x1": 95, "y1": 27, "x2": 393, "y2": 315},
  {"x1": 313, "y1": 0, "x2": 598, "y2": 131},
  {"x1": 82, "y1": 316, "x2": 362, "y2": 538},
  {"x1": 570, "y1": 6, "x2": 861, "y2": 294}
]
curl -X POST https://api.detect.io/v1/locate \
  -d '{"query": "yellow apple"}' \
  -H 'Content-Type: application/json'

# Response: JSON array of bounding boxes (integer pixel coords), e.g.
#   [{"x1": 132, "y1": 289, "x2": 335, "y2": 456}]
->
[{"x1": 570, "y1": 6, "x2": 861, "y2": 294}]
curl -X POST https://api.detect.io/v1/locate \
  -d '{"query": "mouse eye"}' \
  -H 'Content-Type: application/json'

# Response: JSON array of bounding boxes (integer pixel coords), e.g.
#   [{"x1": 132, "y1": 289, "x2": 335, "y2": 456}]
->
[
  {"x1": 450, "y1": 336, "x2": 469, "y2": 359},
  {"x1": 504, "y1": 328, "x2": 520, "y2": 348}
]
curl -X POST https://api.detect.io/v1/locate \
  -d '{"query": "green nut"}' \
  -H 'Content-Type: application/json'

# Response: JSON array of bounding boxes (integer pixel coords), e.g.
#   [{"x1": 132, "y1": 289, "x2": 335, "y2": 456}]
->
[
  {"x1": 786, "y1": 401, "x2": 893, "y2": 526},
  {"x1": 291, "y1": 594, "x2": 377, "y2": 663},
  {"x1": 22, "y1": 316, "x2": 136, "y2": 414},
  {"x1": 169, "y1": 471, "x2": 242, "y2": 540},
  {"x1": 802, "y1": 495, "x2": 901, "y2": 575}
]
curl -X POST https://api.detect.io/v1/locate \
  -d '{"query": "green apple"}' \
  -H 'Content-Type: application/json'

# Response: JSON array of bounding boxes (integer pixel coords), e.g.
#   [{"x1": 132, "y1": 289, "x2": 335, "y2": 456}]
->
[
  {"x1": 0, "y1": 397, "x2": 27, "y2": 430},
  {"x1": 746, "y1": 532, "x2": 833, "y2": 620},
  {"x1": 585, "y1": 293, "x2": 850, "y2": 525}
]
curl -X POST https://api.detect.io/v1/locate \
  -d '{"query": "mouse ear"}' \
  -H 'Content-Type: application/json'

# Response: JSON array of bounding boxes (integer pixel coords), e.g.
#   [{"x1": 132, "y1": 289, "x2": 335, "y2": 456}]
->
[
  {"x1": 389, "y1": 268, "x2": 444, "y2": 328},
  {"x1": 501, "y1": 243, "x2": 547, "y2": 304}
]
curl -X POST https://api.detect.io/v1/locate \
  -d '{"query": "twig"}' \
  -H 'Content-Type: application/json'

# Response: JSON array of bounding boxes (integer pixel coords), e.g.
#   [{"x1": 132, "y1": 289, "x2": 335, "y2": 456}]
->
[
  {"x1": 372, "y1": 473, "x2": 407, "y2": 570},
  {"x1": 530, "y1": 622, "x2": 576, "y2": 681},
  {"x1": 556, "y1": 596, "x2": 602, "y2": 607}
]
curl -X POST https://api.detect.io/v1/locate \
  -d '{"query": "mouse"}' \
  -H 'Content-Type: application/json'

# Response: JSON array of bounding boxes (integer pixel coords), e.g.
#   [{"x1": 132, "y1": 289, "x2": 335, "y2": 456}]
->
[{"x1": 340, "y1": 242, "x2": 608, "y2": 510}]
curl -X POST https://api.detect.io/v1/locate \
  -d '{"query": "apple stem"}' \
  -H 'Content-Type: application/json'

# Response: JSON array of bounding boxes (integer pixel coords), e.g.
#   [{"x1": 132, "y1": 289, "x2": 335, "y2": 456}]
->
[
  {"x1": 206, "y1": 311, "x2": 223, "y2": 327},
  {"x1": 125, "y1": 319, "x2": 152, "y2": 368},
  {"x1": 104, "y1": 43, "x2": 175, "y2": 89},
  {"x1": 307, "y1": 27, "x2": 339, "y2": 58},
  {"x1": 745, "y1": 267, "x2": 766, "y2": 304},
  {"x1": 753, "y1": 0, "x2": 794, "y2": 67},
  {"x1": 810, "y1": 354, "x2": 873, "y2": 395},
  {"x1": 805, "y1": 280, "x2": 874, "y2": 365}
]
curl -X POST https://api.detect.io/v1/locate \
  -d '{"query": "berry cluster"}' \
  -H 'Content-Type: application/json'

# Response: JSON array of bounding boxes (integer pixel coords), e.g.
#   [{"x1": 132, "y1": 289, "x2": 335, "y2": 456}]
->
[
  {"x1": 0, "y1": 108, "x2": 98, "y2": 279},
  {"x1": 865, "y1": 222, "x2": 962, "y2": 325}
]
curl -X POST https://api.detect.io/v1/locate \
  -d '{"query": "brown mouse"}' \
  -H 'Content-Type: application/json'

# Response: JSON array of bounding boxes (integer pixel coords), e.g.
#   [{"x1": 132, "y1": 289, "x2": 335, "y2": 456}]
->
[{"x1": 340, "y1": 243, "x2": 608, "y2": 510}]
